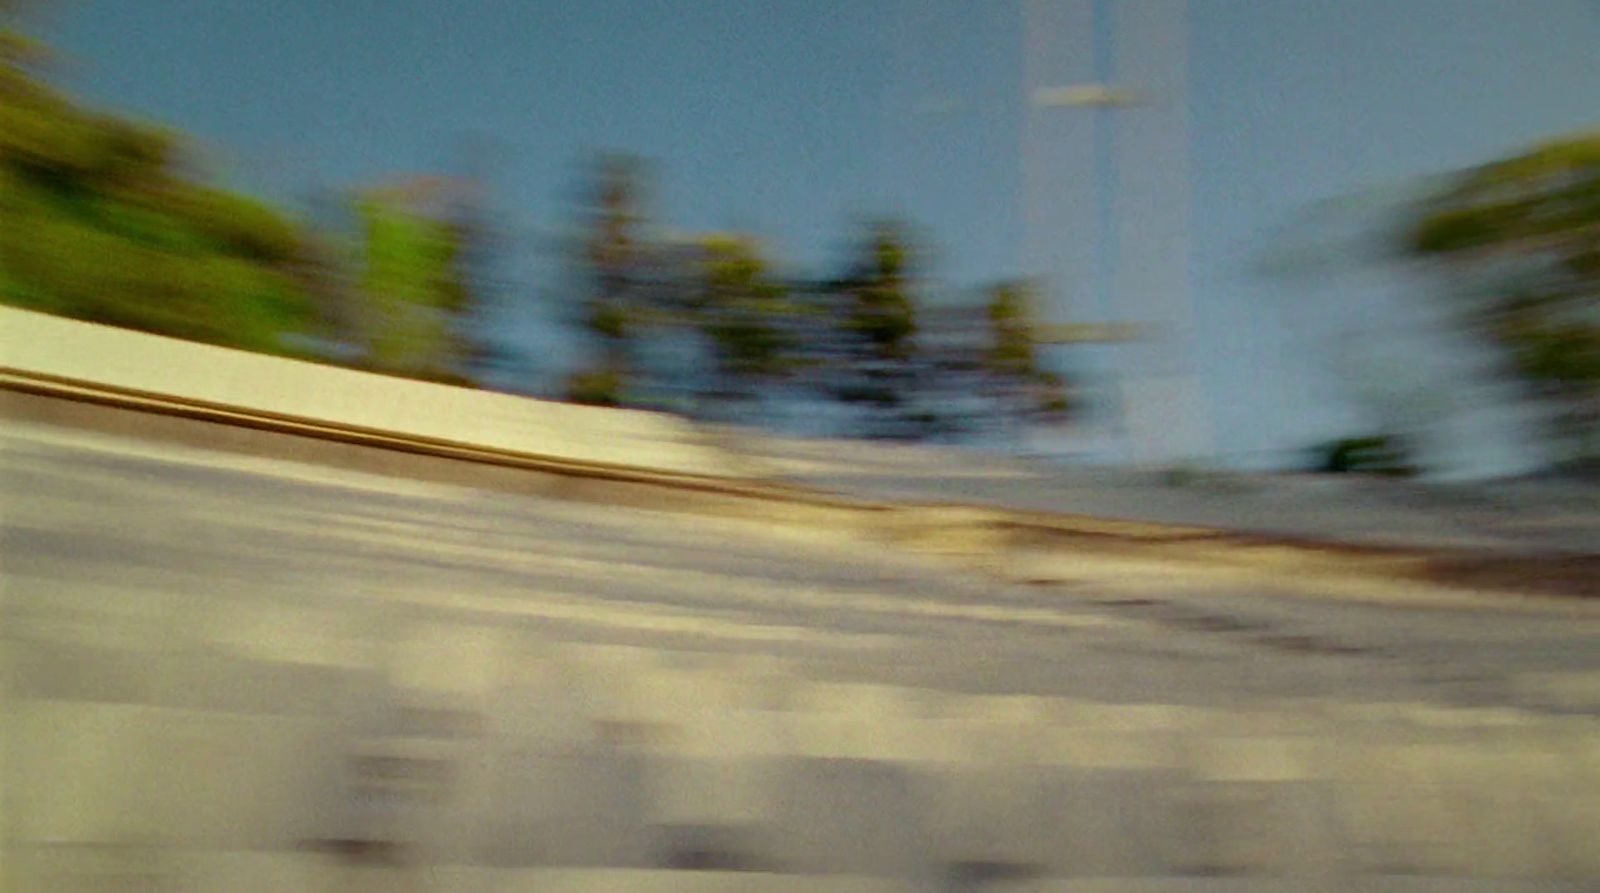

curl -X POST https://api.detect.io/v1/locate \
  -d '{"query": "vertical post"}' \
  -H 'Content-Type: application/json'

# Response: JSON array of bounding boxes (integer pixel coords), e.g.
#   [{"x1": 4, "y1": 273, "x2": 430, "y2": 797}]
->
[
  {"x1": 1090, "y1": 0, "x2": 1135, "y2": 464},
  {"x1": 1112, "y1": 0, "x2": 1213, "y2": 465},
  {"x1": 1022, "y1": 0, "x2": 1101, "y2": 459},
  {"x1": 1028, "y1": 0, "x2": 1213, "y2": 466}
]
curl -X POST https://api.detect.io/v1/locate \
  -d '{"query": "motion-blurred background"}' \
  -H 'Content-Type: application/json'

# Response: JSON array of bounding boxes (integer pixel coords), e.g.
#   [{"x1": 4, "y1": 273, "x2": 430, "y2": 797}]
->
[{"x1": 6, "y1": 0, "x2": 1597, "y2": 478}]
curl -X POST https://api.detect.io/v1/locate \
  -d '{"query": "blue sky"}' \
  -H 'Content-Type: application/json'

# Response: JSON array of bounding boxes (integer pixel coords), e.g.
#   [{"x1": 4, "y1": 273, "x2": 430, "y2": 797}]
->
[{"x1": 33, "y1": 0, "x2": 1600, "y2": 465}]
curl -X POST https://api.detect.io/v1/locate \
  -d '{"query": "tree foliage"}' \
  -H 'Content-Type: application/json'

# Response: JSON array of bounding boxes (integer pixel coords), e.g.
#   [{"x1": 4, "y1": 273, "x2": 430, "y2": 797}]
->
[
  {"x1": 554, "y1": 166, "x2": 1079, "y2": 441},
  {"x1": 695, "y1": 233, "x2": 797, "y2": 395},
  {"x1": 565, "y1": 154, "x2": 648, "y2": 405},
  {"x1": 352, "y1": 189, "x2": 474, "y2": 381},
  {"x1": 842, "y1": 222, "x2": 917, "y2": 362},
  {"x1": 1, "y1": 20, "x2": 491, "y2": 387},
  {"x1": 984, "y1": 281, "x2": 1071, "y2": 420},
  {"x1": 0, "y1": 22, "x2": 321, "y2": 355},
  {"x1": 1407, "y1": 132, "x2": 1600, "y2": 466},
  {"x1": 3, "y1": 9, "x2": 1081, "y2": 443},
  {"x1": 825, "y1": 222, "x2": 924, "y2": 432}
]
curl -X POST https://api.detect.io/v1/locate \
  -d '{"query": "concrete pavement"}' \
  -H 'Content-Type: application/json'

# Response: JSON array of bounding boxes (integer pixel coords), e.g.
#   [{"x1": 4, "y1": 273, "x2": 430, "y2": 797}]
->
[
  {"x1": 4, "y1": 421, "x2": 1600, "y2": 890},
  {"x1": 725, "y1": 433, "x2": 1600, "y2": 556}
]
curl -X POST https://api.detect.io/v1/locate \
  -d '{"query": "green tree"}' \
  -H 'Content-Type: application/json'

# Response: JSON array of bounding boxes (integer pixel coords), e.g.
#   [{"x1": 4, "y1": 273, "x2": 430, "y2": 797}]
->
[
  {"x1": 564, "y1": 154, "x2": 649, "y2": 406},
  {"x1": 1407, "y1": 132, "x2": 1600, "y2": 468},
  {"x1": 351, "y1": 181, "x2": 475, "y2": 382},
  {"x1": 694, "y1": 233, "x2": 797, "y2": 409},
  {"x1": 831, "y1": 221, "x2": 925, "y2": 435},
  {"x1": 984, "y1": 281, "x2": 1071, "y2": 422},
  {"x1": 845, "y1": 222, "x2": 917, "y2": 361},
  {"x1": 0, "y1": 21, "x2": 321, "y2": 355}
]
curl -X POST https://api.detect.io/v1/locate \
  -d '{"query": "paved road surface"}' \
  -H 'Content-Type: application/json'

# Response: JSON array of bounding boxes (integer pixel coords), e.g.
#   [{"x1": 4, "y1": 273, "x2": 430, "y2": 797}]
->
[
  {"x1": 4, "y1": 421, "x2": 1599, "y2": 891},
  {"x1": 730, "y1": 434, "x2": 1600, "y2": 554}
]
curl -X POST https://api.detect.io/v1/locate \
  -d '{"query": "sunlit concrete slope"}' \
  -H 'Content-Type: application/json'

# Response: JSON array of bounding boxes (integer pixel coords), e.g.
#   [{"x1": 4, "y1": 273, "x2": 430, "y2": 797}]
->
[
  {"x1": 0, "y1": 307, "x2": 732, "y2": 477},
  {"x1": 7, "y1": 423, "x2": 1600, "y2": 888}
]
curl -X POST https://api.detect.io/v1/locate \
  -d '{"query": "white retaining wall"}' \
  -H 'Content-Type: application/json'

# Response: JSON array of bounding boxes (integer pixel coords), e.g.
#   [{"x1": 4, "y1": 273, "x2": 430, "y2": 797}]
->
[{"x1": 0, "y1": 308, "x2": 732, "y2": 477}]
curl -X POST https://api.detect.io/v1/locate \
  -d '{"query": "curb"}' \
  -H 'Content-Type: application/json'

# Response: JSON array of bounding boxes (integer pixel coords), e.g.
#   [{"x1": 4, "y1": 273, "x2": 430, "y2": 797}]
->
[{"x1": 5, "y1": 375, "x2": 1596, "y2": 603}]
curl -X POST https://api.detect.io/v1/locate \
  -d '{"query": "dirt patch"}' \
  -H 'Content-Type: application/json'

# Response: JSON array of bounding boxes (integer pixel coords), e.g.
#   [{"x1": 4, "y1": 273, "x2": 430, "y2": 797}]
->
[{"x1": 1423, "y1": 554, "x2": 1600, "y2": 599}]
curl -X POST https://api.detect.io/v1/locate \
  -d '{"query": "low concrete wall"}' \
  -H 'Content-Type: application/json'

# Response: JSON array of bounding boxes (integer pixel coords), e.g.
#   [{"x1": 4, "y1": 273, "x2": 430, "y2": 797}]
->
[{"x1": 0, "y1": 308, "x2": 729, "y2": 477}]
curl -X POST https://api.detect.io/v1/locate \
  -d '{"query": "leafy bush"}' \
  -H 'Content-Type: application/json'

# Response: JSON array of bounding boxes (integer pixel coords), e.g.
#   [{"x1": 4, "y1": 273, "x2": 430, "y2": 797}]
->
[
  {"x1": 1, "y1": 25, "x2": 322, "y2": 355},
  {"x1": 1314, "y1": 435, "x2": 1417, "y2": 477},
  {"x1": 564, "y1": 367, "x2": 625, "y2": 406}
]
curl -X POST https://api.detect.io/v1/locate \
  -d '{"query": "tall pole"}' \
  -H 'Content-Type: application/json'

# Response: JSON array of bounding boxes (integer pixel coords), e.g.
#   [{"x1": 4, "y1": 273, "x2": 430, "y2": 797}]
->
[
  {"x1": 1091, "y1": 0, "x2": 1130, "y2": 463},
  {"x1": 1026, "y1": 0, "x2": 1211, "y2": 467},
  {"x1": 1025, "y1": 0, "x2": 1139, "y2": 463},
  {"x1": 1110, "y1": 0, "x2": 1212, "y2": 465}
]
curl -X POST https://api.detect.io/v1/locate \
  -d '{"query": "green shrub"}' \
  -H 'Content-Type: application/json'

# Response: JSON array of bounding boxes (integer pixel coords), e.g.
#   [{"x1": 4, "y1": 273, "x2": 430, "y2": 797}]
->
[{"x1": 1315, "y1": 435, "x2": 1417, "y2": 477}]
